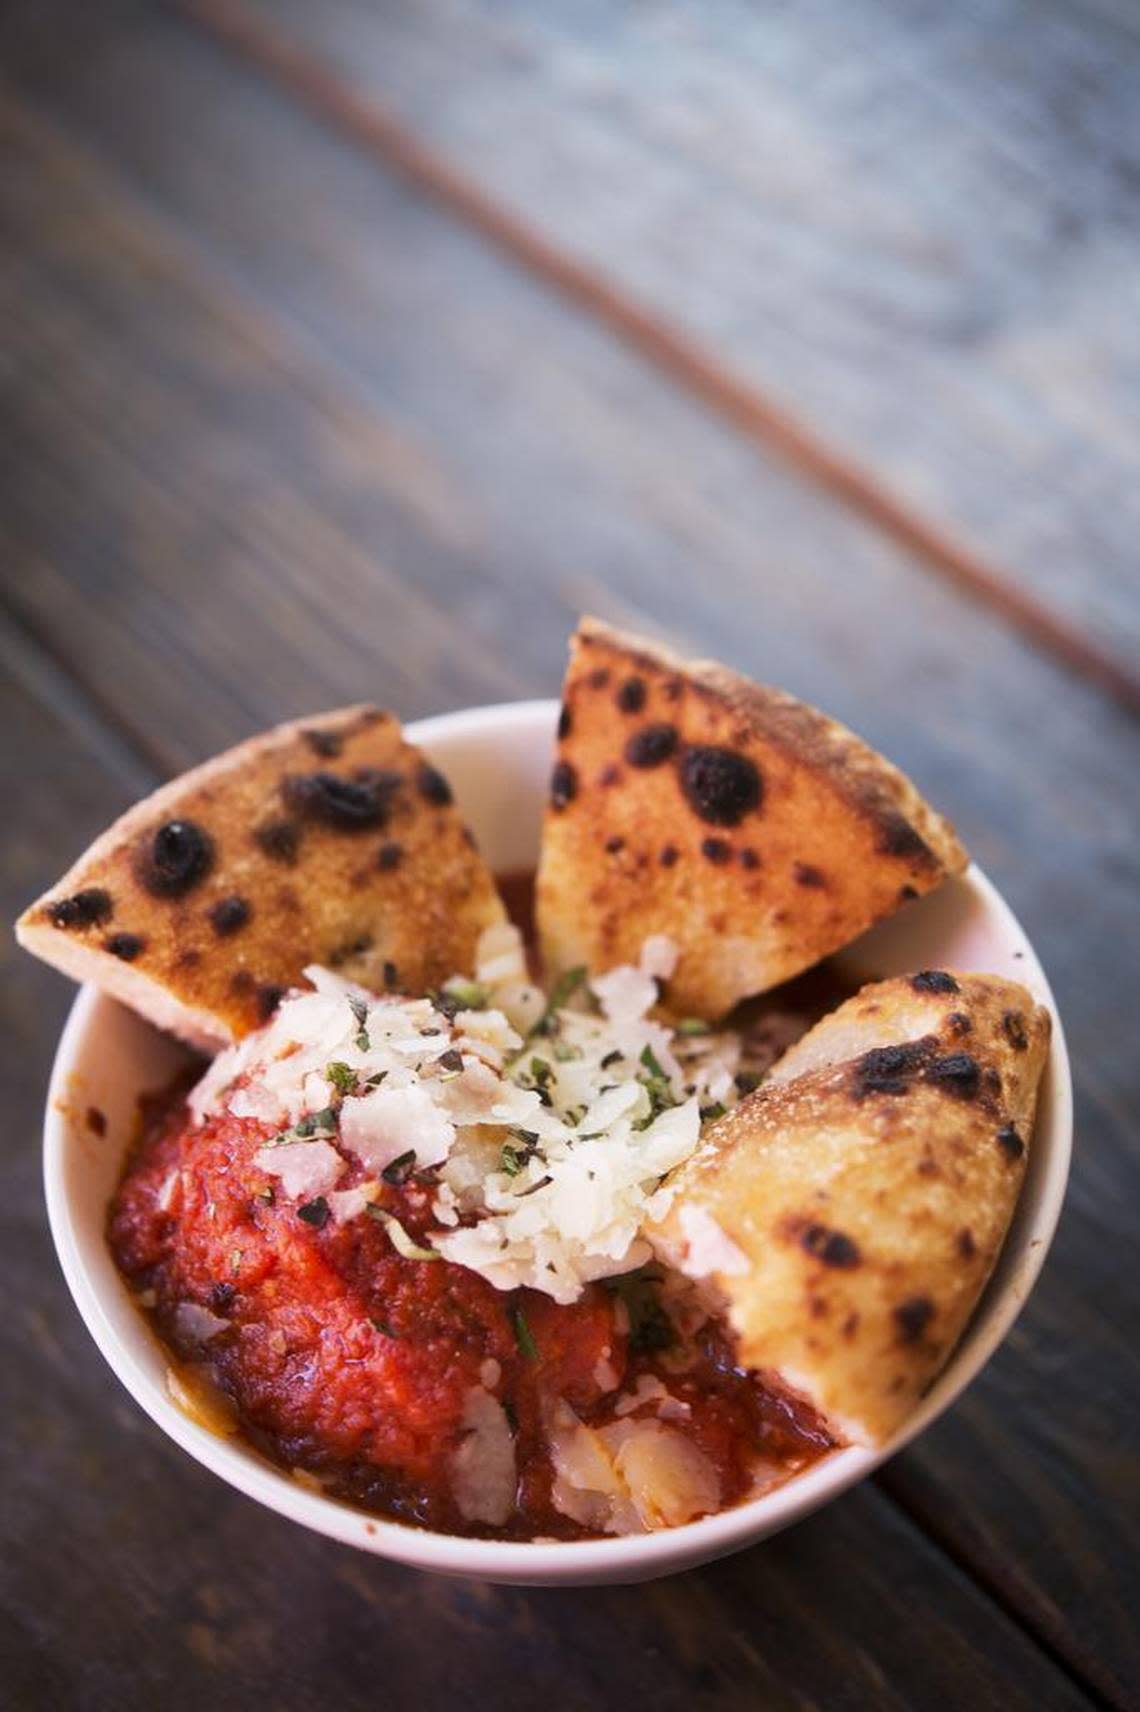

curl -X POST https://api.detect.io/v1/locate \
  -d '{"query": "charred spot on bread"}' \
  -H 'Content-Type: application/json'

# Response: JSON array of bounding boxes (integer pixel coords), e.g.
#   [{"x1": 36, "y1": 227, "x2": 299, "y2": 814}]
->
[
  {"x1": 587, "y1": 666, "x2": 610, "y2": 690},
  {"x1": 557, "y1": 703, "x2": 572, "y2": 740},
  {"x1": 209, "y1": 895, "x2": 251, "y2": 937},
  {"x1": 877, "y1": 814, "x2": 934, "y2": 865},
  {"x1": 625, "y1": 724, "x2": 678, "y2": 769},
  {"x1": 911, "y1": 970, "x2": 959, "y2": 995},
  {"x1": 996, "y1": 1123, "x2": 1025, "y2": 1162},
  {"x1": 616, "y1": 676, "x2": 647, "y2": 714},
  {"x1": 659, "y1": 843, "x2": 679, "y2": 867},
  {"x1": 301, "y1": 727, "x2": 343, "y2": 759},
  {"x1": 382, "y1": 960, "x2": 398, "y2": 989},
  {"x1": 47, "y1": 888, "x2": 113, "y2": 930},
  {"x1": 329, "y1": 931, "x2": 374, "y2": 968},
  {"x1": 894, "y1": 1295, "x2": 935, "y2": 1344},
  {"x1": 416, "y1": 763, "x2": 453, "y2": 807},
  {"x1": 956, "y1": 1228, "x2": 977, "y2": 1260},
  {"x1": 800, "y1": 1224, "x2": 861, "y2": 1269},
  {"x1": 854, "y1": 1039, "x2": 934, "y2": 1096},
  {"x1": 793, "y1": 862, "x2": 826, "y2": 889},
  {"x1": 254, "y1": 818, "x2": 301, "y2": 865},
  {"x1": 926, "y1": 1052, "x2": 981, "y2": 1100},
  {"x1": 604, "y1": 835, "x2": 625, "y2": 855},
  {"x1": 738, "y1": 847, "x2": 760, "y2": 870},
  {"x1": 946, "y1": 1011, "x2": 972, "y2": 1036},
  {"x1": 1002, "y1": 1010, "x2": 1028, "y2": 1051},
  {"x1": 377, "y1": 841, "x2": 404, "y2": 872},
  {"x1": 679, "y1": 746, "x2": 762, "y2": 827},
  {"x1": 136, "y1": 820, "x2": 214, "y2": 898},
  {"x1": 257, "y1": 983, "x2": 287, "y2": 1021},
  {"x1": 283, "y1": 769, "x2": 397, "y2": 831},
  {"x1": 701, "y1": 837, "x2": 732, "y2": 865},
  {"x1": 105, "y1": 932, "x2": 145, "y2": 961},
  {"x1": 550, "y1": 760, "x2": 578, "y2": 811}
]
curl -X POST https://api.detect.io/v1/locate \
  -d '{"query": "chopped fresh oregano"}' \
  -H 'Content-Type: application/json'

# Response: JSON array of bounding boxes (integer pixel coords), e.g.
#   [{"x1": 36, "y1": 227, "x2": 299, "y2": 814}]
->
[
  {"x1": 606, "y1": 1268, "x2": 675, "y2": 1354},
  {"x1": 297, "y1": 1197, "x2": 330, "y2": 1229},
  {"x1": 325, "y1": 1061, "x2": 357, "y2": 1096},
  {"x1": 442, "y1": 976, "x2": 489, "y2": 1011},
  {"x1": 531, "y1": 964, "x2": 587, "y2": 1036},
  {"x1": 639, "y1": 1044, "x2": 669, "y2": 1082},
  {"x1": 381, "y1": 1149, "x2": 417, "y2": 1186},
  {"x1": 348, "y1": 993, "x2": 371, "y2": 1051},
  {"x1": 512, "y1": 1305, "x2": 539, "y2": 1361}
]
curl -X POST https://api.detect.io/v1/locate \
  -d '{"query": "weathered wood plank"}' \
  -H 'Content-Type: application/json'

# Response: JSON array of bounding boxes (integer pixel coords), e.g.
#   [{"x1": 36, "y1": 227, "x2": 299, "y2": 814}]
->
[
  {"x1": 214, "y1": 0, "x2": 1140, "y2": 694},
  {"x1": 1, "y1": 616, "x2": 1097, "y2": 1712},
  {"x1": 0, "y1": 10, "x2": 1137, "y2": 1699}
]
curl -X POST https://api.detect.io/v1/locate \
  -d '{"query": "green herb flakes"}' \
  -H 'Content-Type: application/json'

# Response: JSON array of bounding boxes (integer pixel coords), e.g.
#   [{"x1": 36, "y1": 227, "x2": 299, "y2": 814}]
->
[
  {"x1": 512, "y1": 1305, "x2": 539, "y2": 1362},
  {"x1": 326, "y1": 1061, "x2": 357, "y2": 1096},
  {"x1": 381, "y1": 1149, "x2": 417, "y2": 1186}
]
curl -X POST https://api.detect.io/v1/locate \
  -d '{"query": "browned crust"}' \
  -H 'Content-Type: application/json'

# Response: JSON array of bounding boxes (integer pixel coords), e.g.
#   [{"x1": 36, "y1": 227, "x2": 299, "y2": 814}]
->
[
  {"x1": 575, "y1": 619, "x2": 963, "y2": 871},
  {"x1": 16, "y1": 705, "x2": 504, "y2": 1049},
  {"x1": 536, "y1": 618, "x2": 968, "y2": 1017},
  {"x1": 649, "y1": 972, "x2": 1050, "y2": 1445}
]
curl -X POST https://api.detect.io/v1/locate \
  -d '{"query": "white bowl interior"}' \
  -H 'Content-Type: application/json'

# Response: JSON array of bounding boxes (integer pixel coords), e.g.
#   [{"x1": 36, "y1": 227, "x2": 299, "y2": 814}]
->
[{"x1": 44, "y1": 700, "x2": 1072, "y2": 1585}]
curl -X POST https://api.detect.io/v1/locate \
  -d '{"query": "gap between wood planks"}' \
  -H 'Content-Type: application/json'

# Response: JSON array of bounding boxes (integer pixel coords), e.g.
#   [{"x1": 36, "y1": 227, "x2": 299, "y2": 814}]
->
[
  {"x1": 175, "y1": 0, "x2": 1140, "y2": 722},
  {"x1": 872, "y1": 1465, "x2": 1124, "y2": 1712}
]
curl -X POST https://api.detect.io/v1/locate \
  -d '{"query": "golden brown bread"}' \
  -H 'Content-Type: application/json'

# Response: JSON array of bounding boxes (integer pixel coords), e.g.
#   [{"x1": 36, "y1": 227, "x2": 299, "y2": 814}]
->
[
  {"x1": 535, "y1": 618, "x2": 967, "y2": 1019},
  {"x1": 16, "y1": 706, "x2": 504, "y2": 1050},
  {"x1": 648, "y1": 971, "x2": 1049, "y2": 1445}
]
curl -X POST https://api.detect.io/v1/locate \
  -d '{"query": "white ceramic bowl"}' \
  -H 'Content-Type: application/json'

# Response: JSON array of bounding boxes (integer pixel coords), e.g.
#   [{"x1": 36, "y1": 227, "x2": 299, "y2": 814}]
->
[{"x1": 43, "y1": 700, "x2": 1072, "y2": 1585}]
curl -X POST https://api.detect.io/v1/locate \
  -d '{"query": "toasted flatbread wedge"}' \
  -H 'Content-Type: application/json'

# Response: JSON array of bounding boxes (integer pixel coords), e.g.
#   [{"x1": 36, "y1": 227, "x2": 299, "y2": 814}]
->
[
  {"x1": 16, "y1": 706, "x2": 504, "y2": 1051},
  {"x1": 648, "y1": 972, "x2": 1049, "y2": 1445},
  {"x1": 536, "y1": 618, "x2": 967, "y2": 1019}
]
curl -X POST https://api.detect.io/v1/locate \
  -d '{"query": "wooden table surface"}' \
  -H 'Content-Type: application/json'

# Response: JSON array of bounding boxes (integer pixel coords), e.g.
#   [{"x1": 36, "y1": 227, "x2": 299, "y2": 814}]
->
[{"x1": 3, "y1": 3, "x2": 1138, "y2": 1707}]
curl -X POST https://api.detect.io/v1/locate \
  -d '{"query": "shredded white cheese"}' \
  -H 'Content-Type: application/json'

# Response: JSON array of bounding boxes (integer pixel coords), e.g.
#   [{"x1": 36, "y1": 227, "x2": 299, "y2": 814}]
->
[{"x1": 188, "y1": 924, "x2": 748, "y2": 1304}]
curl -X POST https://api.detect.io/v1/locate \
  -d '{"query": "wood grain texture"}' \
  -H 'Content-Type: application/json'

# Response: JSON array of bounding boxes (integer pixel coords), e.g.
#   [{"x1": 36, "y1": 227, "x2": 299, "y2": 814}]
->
[
  {"x1": 0, "y1": 2, "x2": 1137, "y2": 1703},
  {"x1": 0, "y1": 627, "x2": 1098, "y2": 1712},
  {"x1": 207, "y1": 0, "x2": 1140, "y2": 703}
]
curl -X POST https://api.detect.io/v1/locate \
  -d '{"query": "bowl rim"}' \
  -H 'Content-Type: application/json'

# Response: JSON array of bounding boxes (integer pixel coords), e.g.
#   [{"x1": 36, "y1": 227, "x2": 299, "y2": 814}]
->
[{"x1": 42, "y1": 698, "x2": 1073, "y2": 1582}]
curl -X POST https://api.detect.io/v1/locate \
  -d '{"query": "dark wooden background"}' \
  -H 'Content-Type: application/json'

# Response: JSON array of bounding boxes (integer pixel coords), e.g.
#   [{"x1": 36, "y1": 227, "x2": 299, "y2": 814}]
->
[{"x1": 3, "y1": 3, "x2": 1138, "y2": 1708}]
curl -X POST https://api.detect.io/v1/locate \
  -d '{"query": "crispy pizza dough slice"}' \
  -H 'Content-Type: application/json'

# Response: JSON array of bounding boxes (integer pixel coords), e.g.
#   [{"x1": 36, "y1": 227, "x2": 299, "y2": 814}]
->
[
  {"x1": 648, "y1": 972, "x2": 1049, "y2": 1445},
  {"x1": 536, "y1": 618, "x2": 968, "y2": 1019},
  {"x1": 16, "y1": 706, "x2": 505, "y2": 1051}
]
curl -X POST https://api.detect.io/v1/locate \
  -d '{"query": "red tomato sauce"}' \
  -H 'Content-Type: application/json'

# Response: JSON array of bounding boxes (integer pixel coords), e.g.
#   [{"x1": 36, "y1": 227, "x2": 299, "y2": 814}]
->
[{"x1": 109, "y1": 1088, "x2": 832, "y2": 1539}]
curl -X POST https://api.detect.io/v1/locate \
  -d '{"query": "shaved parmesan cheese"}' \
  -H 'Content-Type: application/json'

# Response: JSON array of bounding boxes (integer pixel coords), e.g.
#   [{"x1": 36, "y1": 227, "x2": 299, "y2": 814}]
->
[
  {"x1": 340, "y1": 1083, "x2": 455, "y2": 1174},
  {"x1": 327, "y1": 1182, "x2": 378, "y2": 1225},
  {"x1": 173, "y1": 1302, "x2": 230, "y2": 1346},
  {"x1": 674, "y1": 1205, "x2": 750, "y2": 1279},
  {"x1": 253, "y1": 1138, "x2": 344, "y2": 1202},
  {"x1": 449, "y1": 1387, "x2": 517, "y2": 1526},
  {"x1": 547, "y1": 1405, "x2": 720, "y2": 1534}
]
